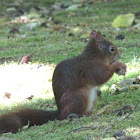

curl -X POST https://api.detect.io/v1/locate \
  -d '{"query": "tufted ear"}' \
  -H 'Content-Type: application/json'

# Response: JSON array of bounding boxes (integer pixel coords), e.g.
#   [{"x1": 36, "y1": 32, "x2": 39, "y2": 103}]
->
[
  {"x1": 90, "y1": 30, "x2": 97, "y2": 39},
  {"x1": 90, "y1": 30, "x2": 104, "y2": 41},
  {"x1": 96, "y1": 31, "x2": 104, "y2": 41}
]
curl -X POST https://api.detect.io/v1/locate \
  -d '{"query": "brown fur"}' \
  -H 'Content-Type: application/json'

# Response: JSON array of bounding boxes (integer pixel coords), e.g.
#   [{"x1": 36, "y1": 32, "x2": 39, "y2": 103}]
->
[
  {"x1": 52, "y1": 30, "x2": 126, "y2": 120},
  {"x1": 21, "y1": 55, "x2": 31, "y2": 64},
  {"x1": 0, "y1": 30, "x2": 126, "y2": 134},
  {"x1": 0, "y1": 109, "x2": 59, "y2": 134}
]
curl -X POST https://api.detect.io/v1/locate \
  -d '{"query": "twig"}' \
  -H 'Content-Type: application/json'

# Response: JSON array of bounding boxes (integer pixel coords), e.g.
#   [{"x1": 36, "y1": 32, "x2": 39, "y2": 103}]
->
[
  {"x1": 86, "y1": 134, "x2": 88, "y2": 140},
  {"x1": 65, "y1": 126, "x2": 103, "y2": 135},
  {"x1": 100, "y1": 126, "x2": 110, "y2": 135},
  {"x1": 115, "y1": 103, "x2": 138, "y2": 125},
  {"x1": 101, "y1": 103, "x2": 139, "y2": 134},
  {"x1": 65, "y1": 103, "x2": 139, "y2": 135}
]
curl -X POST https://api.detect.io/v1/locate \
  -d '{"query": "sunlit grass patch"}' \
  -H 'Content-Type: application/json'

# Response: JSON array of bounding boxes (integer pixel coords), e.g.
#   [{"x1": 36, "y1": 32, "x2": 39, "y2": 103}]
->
[{"x1": 0, "y1": 63, "x2": 55, "y2": 107}]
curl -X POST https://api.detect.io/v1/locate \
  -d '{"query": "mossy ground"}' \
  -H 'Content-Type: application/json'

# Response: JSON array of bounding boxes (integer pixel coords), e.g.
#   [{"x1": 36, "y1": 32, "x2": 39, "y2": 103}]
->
[{"x1": 0, "y1": 0, "x2": 139, "y2": 139}]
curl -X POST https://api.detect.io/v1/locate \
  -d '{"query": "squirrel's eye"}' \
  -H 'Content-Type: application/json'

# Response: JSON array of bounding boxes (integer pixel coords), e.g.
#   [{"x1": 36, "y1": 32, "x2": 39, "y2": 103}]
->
[{"x1": 109, "y1": 46, "x2": 115, "y2": 53}]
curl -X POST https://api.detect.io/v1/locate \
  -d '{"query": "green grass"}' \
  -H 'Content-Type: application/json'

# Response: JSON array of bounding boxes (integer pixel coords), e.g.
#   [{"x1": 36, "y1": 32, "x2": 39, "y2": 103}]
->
[{"x1": 0, "y1": 0, "x2": 140, "y2": 139}]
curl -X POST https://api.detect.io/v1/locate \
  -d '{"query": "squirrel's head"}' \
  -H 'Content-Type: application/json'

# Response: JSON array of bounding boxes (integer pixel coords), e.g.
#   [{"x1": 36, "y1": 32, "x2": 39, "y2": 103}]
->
[{"x1": 88, "y1": 30, "x2": 121, "y2": 64}]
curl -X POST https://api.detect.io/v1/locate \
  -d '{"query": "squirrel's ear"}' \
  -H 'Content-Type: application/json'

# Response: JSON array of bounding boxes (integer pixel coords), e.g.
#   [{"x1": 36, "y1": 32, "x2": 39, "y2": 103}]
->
[
  {"x1": 90, "y1": 30, "x2": 104, "y2": 40},
  {"x1": 90, "y1": 30, "x2": 97, "y2": 39},
  {"x1": 96, "y1": 31, "x2": 104, "y2": 40}
]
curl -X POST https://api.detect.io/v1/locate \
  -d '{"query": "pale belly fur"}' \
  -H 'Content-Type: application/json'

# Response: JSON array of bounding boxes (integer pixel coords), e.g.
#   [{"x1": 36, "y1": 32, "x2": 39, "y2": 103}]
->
[{"x1": 87, "y1": 86, "x2": 97, "y2": 112}]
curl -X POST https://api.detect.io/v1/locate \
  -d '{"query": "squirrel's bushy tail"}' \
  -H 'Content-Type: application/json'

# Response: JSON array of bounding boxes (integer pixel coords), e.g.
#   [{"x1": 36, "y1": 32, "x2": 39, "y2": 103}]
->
[{"x1": 0, "y1": 108, "x2": 60, "y2": 134}]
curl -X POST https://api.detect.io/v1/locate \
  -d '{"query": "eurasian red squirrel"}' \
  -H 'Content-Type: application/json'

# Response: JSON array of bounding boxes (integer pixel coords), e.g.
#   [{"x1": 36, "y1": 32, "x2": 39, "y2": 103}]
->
[{"x1": 0, "y1": 30, "x2": 126, "y2": 134}]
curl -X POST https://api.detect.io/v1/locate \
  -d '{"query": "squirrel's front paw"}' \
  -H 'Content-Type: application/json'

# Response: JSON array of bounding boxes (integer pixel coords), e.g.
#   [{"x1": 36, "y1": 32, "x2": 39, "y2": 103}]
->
[{"x1": 115, "y1": 61, "x2": 127, "y2": 75}]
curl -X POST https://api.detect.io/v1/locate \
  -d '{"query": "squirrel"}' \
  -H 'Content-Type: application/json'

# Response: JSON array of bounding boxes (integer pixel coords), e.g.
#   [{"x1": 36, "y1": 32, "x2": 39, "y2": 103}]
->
[{"x1": 0, "y1": 30, "x2": 126, "y2": 134}]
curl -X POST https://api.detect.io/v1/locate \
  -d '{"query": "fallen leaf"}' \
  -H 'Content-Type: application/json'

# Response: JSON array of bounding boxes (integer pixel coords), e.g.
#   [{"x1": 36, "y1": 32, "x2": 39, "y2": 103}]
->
[
  {"x1": 3, "y1": 92, "x2": 11, "y2": 99},
  {"x1": 118, "y1": 78, "x2": 136, "y2": 88},
  {"x1": 52, "y1": 25, "x2": 65, "y2": 31},
  {"x1": 97, "y1": 104, "x2": 112, "y2": 115},
  {"x1": 20, "y1": 22, "x2": 41, "y2": 30},
  {"x1": 72, "y1": 0, "x2": 87, "y2": 4},
  {"x1": 16, "y1": 34, "x2": 27, "y2": 39},
  {"x1": 59, "y1": 29, "x2": 66, "y2": 34},
  {"x1": 21, "y1": 55, "x2": 31, "y2": 64},
  {"x1": 71, "y1": 27, "x2": 83, "y2": 33},
  {"x1": 134, "y1": 75, "x2": 140, "y2": 84},
  {"x1": 26, "y1": 95, "x2": 34, "y2": 101},
  {"x1": 112, "y1": 13, "x2": 135, "y2": 27},
  {"x1": 60, "y1": 2, "x2": 72, "y2": 9},
  {"x1": 8, "y1": 0, "x2": 23, "y2": 7},
  {"x1": 66, "y1": 4, "x2": 82, "y2": 10},
  {"x1": 129, "y1": 84, "x2": 140, "y2": 90},
  {"x1": 6, "y1": 7, "x2": 16, "y2": 13},
  {"x1": 14, "y1": 16, "x2": 29, "y2": 23},
  {"x1": 22, "y1": 121, "x2": 30, "y2": 130},
  {"x1": 68, "y1": 12, "x2": 76, "y2": 17},
  {"x1": 52, "y1": 3, "x2": 62, "y2": 10},
  {"x1": 79, "y1": 22, "x2": 88, "y2": 27},
  {"x1": 27, "y1": 12, "x2": 40, "y2": 19}
]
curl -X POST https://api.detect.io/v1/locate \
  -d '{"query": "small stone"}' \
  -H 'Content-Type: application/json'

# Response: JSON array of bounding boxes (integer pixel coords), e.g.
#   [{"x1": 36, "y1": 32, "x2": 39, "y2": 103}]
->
[
  {"x1": 68, "y1": 33, "x2": 74, "y2": 36},
  {"x1": 9, "y1": 27, "x2": 19, "y2": 34},
  {"x1": 54, "y1": 20, "x2": 61, "y2": 25},
  {"x1": 113, "y1": 130, "x2": 126, "y2": 138},
  {"x1": 59, "y1": 29, "x2": 66, "y2": 34},
  {"x1": 115, "y1": 34, "x2": 125, "y2": 40}
]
